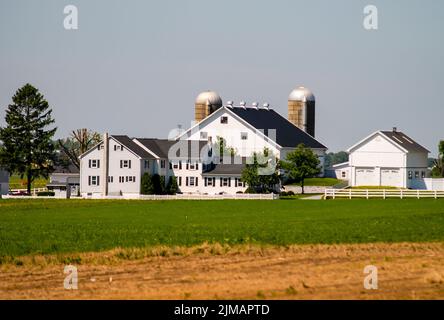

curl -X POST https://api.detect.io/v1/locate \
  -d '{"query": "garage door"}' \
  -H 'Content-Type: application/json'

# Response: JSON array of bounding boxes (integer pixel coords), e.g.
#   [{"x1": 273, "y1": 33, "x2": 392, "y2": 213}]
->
[
  {"x1": 355, "y1": 168, "x2": 378, "y2": 186},
  {"x1": 381, "y1": 168, "x2": 402, "y2": 187}
]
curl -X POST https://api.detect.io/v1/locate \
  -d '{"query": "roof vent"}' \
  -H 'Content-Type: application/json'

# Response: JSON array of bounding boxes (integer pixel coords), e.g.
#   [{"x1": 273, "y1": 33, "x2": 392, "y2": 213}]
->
[
  {"x1": 226, "y1": 101, "x2": 233, "y2": 106},
  {"x1": 252, "y1": 102, "x2": 259, "y2": 109},
  {"x1": 239, "y1": 101, "x2": 246, "y2": 106},
  {"x1": 262, "y1": 103, "x2": 270, "y2": 110}
]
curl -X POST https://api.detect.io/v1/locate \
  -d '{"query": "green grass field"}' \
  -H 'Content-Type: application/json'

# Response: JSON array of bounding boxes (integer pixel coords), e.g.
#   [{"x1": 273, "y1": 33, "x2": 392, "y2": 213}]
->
[
  {"x1": 8, "y1": 174, "x2": 49, "y2": 189},
  {"x1": 289, "y1": 177, "x2": 343, "y2": 186},
  {"x1": 0, "y1": 198, "x2": 443, "y2": 258}
]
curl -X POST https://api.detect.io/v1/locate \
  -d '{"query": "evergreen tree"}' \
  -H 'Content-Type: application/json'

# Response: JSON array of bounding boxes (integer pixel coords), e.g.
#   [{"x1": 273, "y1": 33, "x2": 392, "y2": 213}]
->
[
  {"x1": 140, "y1": 172, "x2": 154, "y2": 194},
  {"x1": 166, "y1": 176, "x2": 179, "y2": 195},
  {"x1": 0, "y1": 84, "x2": 57, "y2": 194}
]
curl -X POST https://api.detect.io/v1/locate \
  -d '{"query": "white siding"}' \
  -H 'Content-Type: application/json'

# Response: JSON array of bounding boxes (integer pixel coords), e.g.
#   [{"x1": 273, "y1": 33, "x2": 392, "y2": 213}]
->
[
  {"x1": 80, "y1": 138, "x2": 143, "y2": 196},
  {"x1": 186, "y1": 109, "x2": 281, "y2": 158}
]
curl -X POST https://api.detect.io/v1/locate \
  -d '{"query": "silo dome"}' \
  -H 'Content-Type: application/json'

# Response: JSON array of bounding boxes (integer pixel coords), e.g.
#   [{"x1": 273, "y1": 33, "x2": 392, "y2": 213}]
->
[
  {"x1": 195, "y1": 90, "x2": 223, "y2": 106},
  {"x1": 288, "y1": 86, "x2": 315, "y2": 102},
  {"x1": 194, "y1": 90, "x2": 223, "y2": 122}
]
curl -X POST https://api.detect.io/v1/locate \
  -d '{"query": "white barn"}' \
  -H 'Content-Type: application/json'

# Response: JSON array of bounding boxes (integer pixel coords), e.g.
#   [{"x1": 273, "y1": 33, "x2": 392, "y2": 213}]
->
[
  {"x1": 347, "y1": 129, "x2": 429, "y2": 188},
  {"x1": 78, "y1": 104, "x2": 327, "y2": 196}
]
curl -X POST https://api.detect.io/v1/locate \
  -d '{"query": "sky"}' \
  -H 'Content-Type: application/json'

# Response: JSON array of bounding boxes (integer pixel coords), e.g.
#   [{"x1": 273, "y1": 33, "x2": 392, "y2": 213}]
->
[{"x1": 0, "y1": 0, "x2": 443, "y2": 156}]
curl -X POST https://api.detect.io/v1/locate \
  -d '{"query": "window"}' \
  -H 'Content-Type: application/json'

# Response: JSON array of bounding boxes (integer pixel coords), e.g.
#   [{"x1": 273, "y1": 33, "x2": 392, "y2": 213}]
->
[
  {"x1": 220, "y1": 116, "x2": 228, "y2": 124},
  {"x1": 421, "y1": 171, "x2": 426, "y2": 178},
  {"x1": 205, "y1": 177, "x2": 214, "y2": 186},
  {"x1": 189, "y1": 161, "x2": 195, "y2": 170},
  {"x1": 241, "y1": 132, "x2": 248, "y2": 140},
  {"x1": 108, "y1": 176, "x2": 113, "y2": 183},
  {"x1": 221, "y1": 177, "x2": 231, "y2": 187},
  {"x1": 415, "y1": 171, "x2": 419, "y2": 179},
  {"x1": 119, "y1": 176, "x2": 124, "y2": 183},
  {"x1": 169, "y1": 162, "x2": 172, "y2": 169},
  {"x1": 125, "y1": 176, "x2": 136, "y2": 183},
  {"x1": 408, "y1": 171, "x2": 413, "y2": 180},
  {"x1": 200, "y1": 132, "x2": 208, "y2": 139},
  {"x1": 178, "y1": 176, "x2": 182, "y2": 186},
  {"x1": 161, "y1": 160, "x2": 166, "y2": 168},
  {"x1": 235, "y1": 178, "x2": 244, "y2": 187},
  {"x1": 89, "y1": 159, "x2": 100, "y2": 168},
  {"x1": 88, "y1": 176, "x2": 100, "y2": 186},
  {"x1": 189, "y1": 177, "x2": 195, "y2": 186},
  {"x1": 120, "y1": 160, "x2": 131, "y2": 168},
  {"x1": 144, "y1": 160, "x2": 149, "y2": 169},
  {"x1": 173, "y1": 162, "x2": 179, "y2": 169},
  {"x1": 341, "y1": 171, "x2": 346, "y2": 178}
]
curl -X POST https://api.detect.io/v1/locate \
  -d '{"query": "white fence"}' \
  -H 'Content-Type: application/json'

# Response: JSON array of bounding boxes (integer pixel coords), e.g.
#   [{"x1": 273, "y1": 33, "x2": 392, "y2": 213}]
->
[
  {"x1": 108, "y1": 193, "x2": 279, "y2": 200},
  {"x1": 2, "y1": 193, "x2": 279, "y2": 200},
  {"x1": 9, "y1": 187, "x2": 48, "y2": 195},
  {"x1": 325, "y1": 189, "x2": 444, "y2": 199}
]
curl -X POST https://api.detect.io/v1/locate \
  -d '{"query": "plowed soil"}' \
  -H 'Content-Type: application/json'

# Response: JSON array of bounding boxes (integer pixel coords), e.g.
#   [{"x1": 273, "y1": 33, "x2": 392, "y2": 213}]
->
[{"x1": 1, "y1": 242, "x2": 443, "y2": 300}]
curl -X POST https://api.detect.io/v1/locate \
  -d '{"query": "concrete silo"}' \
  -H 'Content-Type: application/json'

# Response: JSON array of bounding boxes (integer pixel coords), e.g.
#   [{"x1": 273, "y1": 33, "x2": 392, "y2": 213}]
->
[
  {"x1": 288, "y1": 86, "x2": 316, "y2": 137},
  {"x1": 194, "y1": 90, "x2": 223, "y2": 122}
]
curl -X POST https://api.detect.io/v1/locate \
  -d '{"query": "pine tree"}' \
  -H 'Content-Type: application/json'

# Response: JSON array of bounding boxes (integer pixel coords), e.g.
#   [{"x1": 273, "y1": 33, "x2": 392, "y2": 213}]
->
[{"x1": 0, "y1": 84, "x2": 57, "y2": 194}]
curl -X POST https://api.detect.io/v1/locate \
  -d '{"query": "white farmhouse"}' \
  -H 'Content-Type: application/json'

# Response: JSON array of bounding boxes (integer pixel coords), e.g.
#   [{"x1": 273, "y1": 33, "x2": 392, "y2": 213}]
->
[
  {"x1": 80, "y1": 134, "x2": 156, "y2": 197},
  {"x1": 0, "y1": 167, "x2": 9, "y2": 196},
  {"x1": 347, "y1": 128, "x2": 429, "y2": 188}
]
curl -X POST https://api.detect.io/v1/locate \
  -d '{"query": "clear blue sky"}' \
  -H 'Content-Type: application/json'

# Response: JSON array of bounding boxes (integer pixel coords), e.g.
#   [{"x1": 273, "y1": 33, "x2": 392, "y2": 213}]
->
[{"x1": 0, "y1": 0, "x2": 443, "y2": 156}]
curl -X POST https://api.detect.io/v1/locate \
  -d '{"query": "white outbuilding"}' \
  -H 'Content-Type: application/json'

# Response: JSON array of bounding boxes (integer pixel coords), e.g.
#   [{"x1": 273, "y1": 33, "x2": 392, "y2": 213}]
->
[{"x1": 347, "y1": 128, "x2": 429, "y2": 188}]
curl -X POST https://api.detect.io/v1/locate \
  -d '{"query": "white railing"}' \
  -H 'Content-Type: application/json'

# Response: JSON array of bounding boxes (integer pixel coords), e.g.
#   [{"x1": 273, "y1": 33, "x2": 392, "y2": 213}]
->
[
  {"x1": 9, "y1": 187, "x2": 48, "y2": 195},
  {"x1": 94, "y1": 193, "x2": 279, "y2": 200},
  {"x1": 136, "y1": 193, "x2": 278, "y2": 200},
  {"x1": 324, "y1": 188, "x2": 444, "y2": 199}
]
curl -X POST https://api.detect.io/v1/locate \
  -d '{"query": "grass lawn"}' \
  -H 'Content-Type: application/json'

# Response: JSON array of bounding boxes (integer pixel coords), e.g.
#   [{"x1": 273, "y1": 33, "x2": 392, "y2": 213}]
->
[
  {"x1": 0, "y1": 198, "x2": 443, "y2": 258},
  {"x1": 289, "y1": 177, "x2": 343, "y2": 186},
  {"x1": 8, "y1": 174, "x2": 49, "y2": 189}
]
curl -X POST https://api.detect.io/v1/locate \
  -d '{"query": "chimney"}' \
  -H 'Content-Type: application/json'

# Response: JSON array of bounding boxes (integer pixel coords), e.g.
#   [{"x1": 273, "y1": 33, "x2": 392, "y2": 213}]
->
[
  {"x1": 102, "y1": 132, "x2": 109, "y2": 197},
  {"x1": 393, "y1": 127, "x2": 397, "y2": 132}
]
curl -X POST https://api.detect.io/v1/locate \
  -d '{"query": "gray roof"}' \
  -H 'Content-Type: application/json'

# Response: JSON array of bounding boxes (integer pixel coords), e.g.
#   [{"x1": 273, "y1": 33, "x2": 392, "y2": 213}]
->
[
  {"x1": 53, "y1": 164, "x2": 79, "y2": 174},
  {"x1": 203, "y1": 157, "x2": 247, "y2": 176},
  {"x1": 112, "y1": 135, "x2": 156, "y2": 159},
  {"x1": 380, "y1": 131, "x2": 429, "y2": 153},
  {"x1": 228, "y1": 107, "x2": 327, "y2": 149},
  {"x1": 135, "y1": 139, "x2": 209, "y2": 159},
  {"x1": 202, "y1": 163, "x2": 245, "y2": 176}
]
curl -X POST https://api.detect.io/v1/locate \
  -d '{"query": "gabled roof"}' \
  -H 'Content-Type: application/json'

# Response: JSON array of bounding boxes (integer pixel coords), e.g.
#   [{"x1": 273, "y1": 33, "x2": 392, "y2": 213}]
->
[
  {"x1": 228, "y1": 107, "x2": 326, "y2": 149},
  {"x1": 178, "y1": 106, "x2": 327, "y2": 150},
  {"x1": 347, "y1": 130, "x2": 429, "y2": 154},
  {"x1": 380, "y1": 131, "x2": 430, "y2": 153},
  {"x1": 112, "y1": 135, "x2": 156, "y2": 159},
  {"x1": 135, "y1": 138, "x2": 209, "y2": 159}
]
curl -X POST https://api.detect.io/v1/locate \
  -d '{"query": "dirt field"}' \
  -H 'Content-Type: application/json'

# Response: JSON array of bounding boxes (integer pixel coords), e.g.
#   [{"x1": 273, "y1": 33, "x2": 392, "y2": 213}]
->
[{"x1": 1, "y1": 242, "x2": 443, "y2": 300}]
